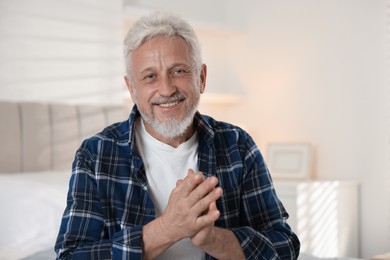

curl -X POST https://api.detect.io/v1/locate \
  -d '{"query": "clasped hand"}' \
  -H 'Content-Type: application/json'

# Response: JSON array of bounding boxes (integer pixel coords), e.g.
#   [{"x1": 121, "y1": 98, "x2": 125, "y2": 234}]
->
[{"x1": 159, "y1": 169, "x2": 223, "y2": 247}]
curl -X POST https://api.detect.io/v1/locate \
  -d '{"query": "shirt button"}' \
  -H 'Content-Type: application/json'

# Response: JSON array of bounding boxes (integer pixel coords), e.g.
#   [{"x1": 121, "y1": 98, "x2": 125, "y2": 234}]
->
[{"x1": 145, "y1": 209, "x2": 152, "y2": 214}]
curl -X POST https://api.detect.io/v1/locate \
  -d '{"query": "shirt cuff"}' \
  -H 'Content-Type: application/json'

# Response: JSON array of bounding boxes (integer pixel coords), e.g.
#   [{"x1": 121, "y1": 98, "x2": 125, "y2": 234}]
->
[{"x1": 112, "y1": 225, "x2": 144, "y2": 259}]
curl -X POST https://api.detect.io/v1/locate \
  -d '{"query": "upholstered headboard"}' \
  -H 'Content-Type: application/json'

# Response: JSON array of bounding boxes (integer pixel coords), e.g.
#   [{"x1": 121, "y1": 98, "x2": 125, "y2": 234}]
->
[{"x1": 0, "y1": 101, "x2": 130, "y2": 173}]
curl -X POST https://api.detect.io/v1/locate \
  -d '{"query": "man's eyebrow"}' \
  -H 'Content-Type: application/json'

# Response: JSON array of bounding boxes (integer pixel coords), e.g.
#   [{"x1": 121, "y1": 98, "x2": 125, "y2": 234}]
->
[
  {"x1": 170, "y1": 63, "x2": 195, "y2": 71},
  {"x1": 138, "y1": 67, "x2": 156, "y2": 76},
  {"x1": 173, "y1": 62, "x2": 193, "y2": 67}
]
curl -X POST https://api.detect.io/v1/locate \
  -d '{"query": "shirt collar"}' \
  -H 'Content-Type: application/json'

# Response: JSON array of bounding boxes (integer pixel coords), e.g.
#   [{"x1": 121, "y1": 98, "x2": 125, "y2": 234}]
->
[{"x1": 193, "y1": 111, "x2": 214, "y2": 146}]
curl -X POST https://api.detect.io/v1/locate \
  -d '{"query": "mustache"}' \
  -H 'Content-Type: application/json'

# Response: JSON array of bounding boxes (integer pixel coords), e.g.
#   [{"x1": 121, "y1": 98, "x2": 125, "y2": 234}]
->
[{"x1": 151, "y1": 93, "x2": 186, "y2": 105}]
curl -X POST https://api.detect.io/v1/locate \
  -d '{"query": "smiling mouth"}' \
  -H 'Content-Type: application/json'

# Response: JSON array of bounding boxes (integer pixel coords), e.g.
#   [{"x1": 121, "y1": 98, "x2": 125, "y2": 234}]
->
[
  {"x1": 159, "y1": 101, "x2": 180, "y2": 108},
  {"x1": 152, "y1": 94, "x2": 186, "y2": 108}
]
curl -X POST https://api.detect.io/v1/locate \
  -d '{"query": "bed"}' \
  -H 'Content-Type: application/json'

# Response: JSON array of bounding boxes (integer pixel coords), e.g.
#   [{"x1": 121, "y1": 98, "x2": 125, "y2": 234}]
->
[
  {"x1": 0, "y1": 101, "x2": 129, "y2": 259},
  {"x1": 0, "y1": 171, "x2": 69, "y2": 259},
  {"x1": 0, "y1": 101, "x2": 363, "y2": 260}
]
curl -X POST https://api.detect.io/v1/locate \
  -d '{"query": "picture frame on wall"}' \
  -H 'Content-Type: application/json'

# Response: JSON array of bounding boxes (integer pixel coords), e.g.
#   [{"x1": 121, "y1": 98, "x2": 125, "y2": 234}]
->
[{"x1": 267, "y1": 143, "x2": 312, "y2": 180}]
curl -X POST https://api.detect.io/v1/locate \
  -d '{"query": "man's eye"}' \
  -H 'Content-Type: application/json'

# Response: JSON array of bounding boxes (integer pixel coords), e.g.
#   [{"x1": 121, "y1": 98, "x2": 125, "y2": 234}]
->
[
  {"x1": 174, "y1": 69, "x2": 188, "y2": 75},
  {"x1": 145, "y1": 74, "x2": 156, "y2": 79}
]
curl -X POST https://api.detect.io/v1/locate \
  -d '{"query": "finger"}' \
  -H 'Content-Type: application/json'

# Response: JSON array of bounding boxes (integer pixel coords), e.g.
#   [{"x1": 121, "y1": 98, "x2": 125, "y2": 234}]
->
[
  {"x1": 200, "y1": 200, "x2": 217, "y2": 216},
  {"x1": 172, "y1": 169, "x2": 204, "y2": 197},
  {"x1": 208, "y1": 201, "x2": 217, "y2": 212},
  {"x1": 192, "y1": 186, "x2": 223, "y2": 217},
  {"x1": 187, "y1": 176, "x2": 219, "y2": 206},
  {"x1": 176, "y1": 179, "x2": 183, "y2": 187},
  {"x1": 195, "y1": 205, "x2": 221, "y2": 228}
]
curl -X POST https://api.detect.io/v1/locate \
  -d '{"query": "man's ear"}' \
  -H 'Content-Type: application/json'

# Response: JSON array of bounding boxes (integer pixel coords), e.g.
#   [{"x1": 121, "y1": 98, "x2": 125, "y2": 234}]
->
[
  {"x1": 199, "y1": 64, "x2": 207, "y2": 94},
  {"x1": 124, "y1": 75, "x2": 136, "y2": 103}
]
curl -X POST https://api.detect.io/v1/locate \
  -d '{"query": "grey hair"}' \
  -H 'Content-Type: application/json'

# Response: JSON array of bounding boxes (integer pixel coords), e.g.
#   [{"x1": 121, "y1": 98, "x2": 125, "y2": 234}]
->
[{"x1": 123, "y1": 12, "x2": 203, "y2": 79}]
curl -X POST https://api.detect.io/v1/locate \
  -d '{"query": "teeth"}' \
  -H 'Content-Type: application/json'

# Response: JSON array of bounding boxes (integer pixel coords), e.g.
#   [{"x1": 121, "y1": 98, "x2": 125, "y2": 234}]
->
[{"x1": 159, "y1": 101, "x2": 179, "y2": 107}]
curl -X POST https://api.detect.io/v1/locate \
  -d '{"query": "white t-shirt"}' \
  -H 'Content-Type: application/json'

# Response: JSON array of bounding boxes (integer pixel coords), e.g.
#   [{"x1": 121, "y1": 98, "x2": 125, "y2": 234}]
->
[{"x1": 135, "y1": 118, "x2": 205, "y2": 260}]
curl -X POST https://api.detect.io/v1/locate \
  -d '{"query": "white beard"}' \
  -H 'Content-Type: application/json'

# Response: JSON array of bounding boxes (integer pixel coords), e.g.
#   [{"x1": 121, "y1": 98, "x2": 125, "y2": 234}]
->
[
  {"x1": 138, "y1": 94, "x2": 199, "y2": 139},
  {"x1": 142, "y1": 110, "x2": 196, "y2": 139}
]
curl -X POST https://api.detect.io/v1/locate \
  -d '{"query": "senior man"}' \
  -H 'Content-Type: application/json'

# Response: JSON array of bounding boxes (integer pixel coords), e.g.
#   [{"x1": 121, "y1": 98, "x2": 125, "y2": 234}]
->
[{"x1": 55, "y1": 12, "x2": 300, "y2": 260}]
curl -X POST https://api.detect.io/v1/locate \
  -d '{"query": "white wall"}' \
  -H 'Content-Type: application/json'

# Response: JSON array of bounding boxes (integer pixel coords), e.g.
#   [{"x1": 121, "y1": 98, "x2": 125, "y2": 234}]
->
[{"x1": 0, "y1": 0, "x2": 126, "y2": 104}]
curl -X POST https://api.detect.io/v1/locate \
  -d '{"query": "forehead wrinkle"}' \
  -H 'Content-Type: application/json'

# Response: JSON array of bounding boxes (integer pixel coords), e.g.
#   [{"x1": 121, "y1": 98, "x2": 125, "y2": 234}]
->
[{"x1": 131, "y1": 37, "x2": 194, "y2": 78}]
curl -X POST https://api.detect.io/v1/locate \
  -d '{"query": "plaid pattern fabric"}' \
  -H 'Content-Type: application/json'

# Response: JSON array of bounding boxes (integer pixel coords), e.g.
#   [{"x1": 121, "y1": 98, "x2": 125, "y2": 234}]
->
[{"x1": 55, "y1": 105, "x2": 300, "y2": 259}]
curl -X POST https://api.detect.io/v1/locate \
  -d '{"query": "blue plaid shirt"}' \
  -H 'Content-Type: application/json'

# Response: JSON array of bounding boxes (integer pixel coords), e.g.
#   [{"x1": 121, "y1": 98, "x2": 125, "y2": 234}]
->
[{"x1": 55, "y1": 105, "x2": 300, "y2": 259}]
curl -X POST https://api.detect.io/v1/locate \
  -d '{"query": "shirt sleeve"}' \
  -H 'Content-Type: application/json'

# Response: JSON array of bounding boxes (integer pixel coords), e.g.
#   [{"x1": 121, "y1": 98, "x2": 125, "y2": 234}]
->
[
  {"x1": 229, "y1": 137, "x2": 300, "y2": 260},
  {"x1": 54, "y1": 146, "x2": 144, "y2": 260}
]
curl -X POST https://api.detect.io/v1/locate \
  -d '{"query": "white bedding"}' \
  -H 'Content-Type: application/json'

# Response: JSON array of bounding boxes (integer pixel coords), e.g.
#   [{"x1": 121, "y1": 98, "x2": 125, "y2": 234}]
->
[{"x1": 0, "y1": 171, "x2": 70, "y2": 260}]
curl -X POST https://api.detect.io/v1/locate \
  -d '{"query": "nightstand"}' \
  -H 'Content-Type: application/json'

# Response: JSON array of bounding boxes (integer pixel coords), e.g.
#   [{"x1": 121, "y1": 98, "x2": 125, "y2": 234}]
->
[{"x1": 273, "y1": 180, "x2": 359, "y2": 258}]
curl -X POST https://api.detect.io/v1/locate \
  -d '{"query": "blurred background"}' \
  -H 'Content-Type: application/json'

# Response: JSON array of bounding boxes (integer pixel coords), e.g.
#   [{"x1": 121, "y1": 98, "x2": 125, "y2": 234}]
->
[{"x1": 0, "y1": 0, "x2": 388, "y2": 259}]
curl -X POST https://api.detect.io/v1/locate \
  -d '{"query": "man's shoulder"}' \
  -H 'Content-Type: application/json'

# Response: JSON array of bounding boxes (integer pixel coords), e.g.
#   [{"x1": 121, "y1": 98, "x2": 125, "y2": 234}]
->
[
  {"x1": 82, "y1": 119, "x2": 130, "y2": 148},
  {"x1": 201, "y1": 114, "x2": 246, "y2": 133},
  {"x1": 198, "y1": 113, "x2": 250, "y2": 144},
  {"x1": 100, "y1": 120, "x2": 130, "y2": 140}
]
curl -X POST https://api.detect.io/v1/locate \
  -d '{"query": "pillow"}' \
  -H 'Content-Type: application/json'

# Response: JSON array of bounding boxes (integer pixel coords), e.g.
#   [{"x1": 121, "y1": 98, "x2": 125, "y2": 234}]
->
[{"x1": 0, "y1": 171, "x2": 70, "y2": 259}]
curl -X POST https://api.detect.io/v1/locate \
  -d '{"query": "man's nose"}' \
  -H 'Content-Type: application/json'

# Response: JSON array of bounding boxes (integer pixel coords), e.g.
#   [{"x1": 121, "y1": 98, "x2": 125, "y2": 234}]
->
[{"x1": 158, "y1": 75, "x2": 177, "y2": 97}]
